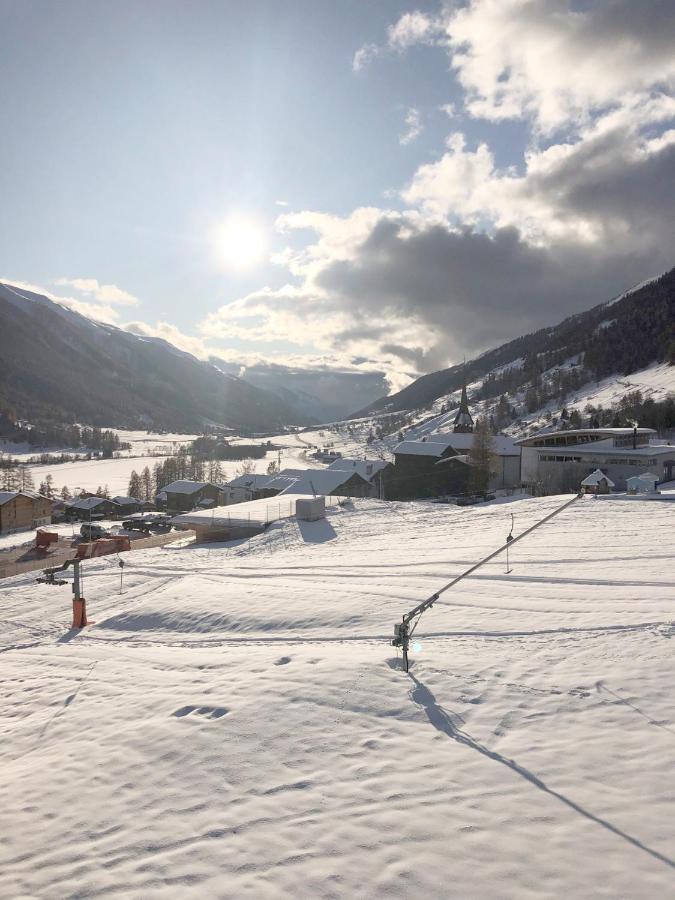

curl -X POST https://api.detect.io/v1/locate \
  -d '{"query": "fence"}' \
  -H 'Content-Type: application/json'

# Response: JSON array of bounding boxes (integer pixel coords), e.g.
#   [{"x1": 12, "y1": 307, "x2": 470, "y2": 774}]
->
[{"x1": 0, "y1": 529, "x2": 196, "y2": 581}]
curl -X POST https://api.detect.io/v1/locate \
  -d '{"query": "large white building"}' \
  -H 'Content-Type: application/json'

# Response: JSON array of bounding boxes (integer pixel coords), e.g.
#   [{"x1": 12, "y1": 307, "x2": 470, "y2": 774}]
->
[{"x1": 516, "y1": 427, "x2": 675, "y2": 492}]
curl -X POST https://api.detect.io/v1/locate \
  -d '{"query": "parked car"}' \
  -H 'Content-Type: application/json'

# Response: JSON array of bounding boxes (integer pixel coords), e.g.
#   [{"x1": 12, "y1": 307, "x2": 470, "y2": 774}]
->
[
  {"x1": 122, "y1": 514, "x2": 172, "y2": 533},
  {"x1": 80, "y1": 523, "x2": 110, "y2": 540}
]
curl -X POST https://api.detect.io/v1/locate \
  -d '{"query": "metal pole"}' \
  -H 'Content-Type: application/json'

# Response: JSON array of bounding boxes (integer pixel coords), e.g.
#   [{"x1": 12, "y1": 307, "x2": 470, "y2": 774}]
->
[{"x1": 392, "y1": 493, "x2": 582, "y2": 660}]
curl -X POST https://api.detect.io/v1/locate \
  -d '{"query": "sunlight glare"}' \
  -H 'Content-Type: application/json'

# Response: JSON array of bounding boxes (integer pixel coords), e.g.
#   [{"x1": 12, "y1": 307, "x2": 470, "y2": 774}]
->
[{"x1": 212, "y1": 215, "x2": 267, "y2": 270}]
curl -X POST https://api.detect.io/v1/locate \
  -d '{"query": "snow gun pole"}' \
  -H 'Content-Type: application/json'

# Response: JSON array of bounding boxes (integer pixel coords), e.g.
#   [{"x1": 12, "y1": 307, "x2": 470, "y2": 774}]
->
[{"x1": 392, "y1": 492, "x2": 583, "y2": 671}]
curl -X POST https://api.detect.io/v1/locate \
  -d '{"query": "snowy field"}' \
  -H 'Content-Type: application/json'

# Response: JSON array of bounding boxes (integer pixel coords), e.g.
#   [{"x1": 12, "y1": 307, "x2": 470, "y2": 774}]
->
[{"x1": 1, "y1": 494, "x2": 674, "y2": 898}]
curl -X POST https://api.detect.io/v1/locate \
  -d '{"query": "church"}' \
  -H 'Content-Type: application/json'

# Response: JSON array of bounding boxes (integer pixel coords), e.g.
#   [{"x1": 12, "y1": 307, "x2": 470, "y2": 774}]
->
[{"x1": 389, "y1": 378, "x2": 522, "y2": 499}]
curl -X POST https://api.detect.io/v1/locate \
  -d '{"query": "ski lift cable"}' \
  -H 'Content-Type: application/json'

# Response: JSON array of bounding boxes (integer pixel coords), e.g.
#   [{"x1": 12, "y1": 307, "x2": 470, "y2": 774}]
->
[{"x1": 393, "y1": 492, "x2": 584, "y2": 666}]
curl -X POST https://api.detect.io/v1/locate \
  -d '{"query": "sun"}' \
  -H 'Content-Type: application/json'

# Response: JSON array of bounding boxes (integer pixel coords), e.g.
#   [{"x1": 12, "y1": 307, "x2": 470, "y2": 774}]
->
[{"x1": 212, "y1": 215, "x2": 267, "y2": 270}]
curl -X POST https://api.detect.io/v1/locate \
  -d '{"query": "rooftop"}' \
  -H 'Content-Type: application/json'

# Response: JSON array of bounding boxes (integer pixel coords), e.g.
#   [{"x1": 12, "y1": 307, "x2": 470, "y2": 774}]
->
[{"x1": 171, "y1": 494, "x2": 319, "y2": 528}]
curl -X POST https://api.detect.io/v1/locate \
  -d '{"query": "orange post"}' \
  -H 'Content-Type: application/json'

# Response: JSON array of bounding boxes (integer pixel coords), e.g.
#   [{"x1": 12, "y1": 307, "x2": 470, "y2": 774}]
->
[{"x1": 72, "y1": 598, "x2": 88, "y2": 628}]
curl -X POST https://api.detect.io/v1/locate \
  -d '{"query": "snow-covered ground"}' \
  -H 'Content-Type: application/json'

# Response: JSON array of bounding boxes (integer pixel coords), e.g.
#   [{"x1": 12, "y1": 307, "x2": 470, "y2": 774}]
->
[
  {"x1": 27, "y1": 456, "x2": 159, "y2": 497},
  {"x1": 1, "y1": 494, "x2": 674, "y2": 897}
]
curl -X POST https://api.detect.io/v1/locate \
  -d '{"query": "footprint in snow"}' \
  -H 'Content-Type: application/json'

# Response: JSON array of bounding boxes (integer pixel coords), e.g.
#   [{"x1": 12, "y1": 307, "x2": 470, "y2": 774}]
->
[{"x1": 173, "y1": 705, "x2": 229, "y2": 720}]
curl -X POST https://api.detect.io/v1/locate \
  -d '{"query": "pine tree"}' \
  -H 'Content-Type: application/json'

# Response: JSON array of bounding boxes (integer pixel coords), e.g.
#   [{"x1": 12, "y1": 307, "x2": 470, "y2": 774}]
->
[
  {"x1": 468, "y1": 417, "x2": 496, "y2": 495},
  {"x1": 61, "y1": 485, "x2": 71, "y2": 500},
  {"x1": 141, "y1": 466, "x2": 153, "y2": 501},
  {"x1": 128, "y1": 470, "x2": 143, "y2": 499}
]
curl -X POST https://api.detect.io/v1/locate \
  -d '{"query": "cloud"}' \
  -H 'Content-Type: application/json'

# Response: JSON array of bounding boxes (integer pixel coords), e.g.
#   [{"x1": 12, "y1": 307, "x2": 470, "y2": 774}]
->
[
  {"x1": 1, "y1": 277, "x2": 123, "y2": 324},
  {"x1": 368, "y1": 0, "x2": 675, "y2": 133},
  {"x1": 402, "y1": 96, "x2": 675, "y2": 248},
  {"x1": 54, "y1": 277, "x2": 139, "y2": 306},
  {"x1": 123, "y1": 320, "x2": 212, "y2": 359},
  {"x1": 400, "y1": 107, "x2": 423, "y2": 145},
  {"x1": 353, "y1": 10, "x2": 443, "y2": 71}
]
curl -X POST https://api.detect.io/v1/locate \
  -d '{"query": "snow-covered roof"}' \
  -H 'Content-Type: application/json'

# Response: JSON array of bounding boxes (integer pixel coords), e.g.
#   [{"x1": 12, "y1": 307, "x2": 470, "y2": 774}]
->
[
  {"x1": 69, "y1": 496, "x2": 117, "y2": 510},
  {"x1": 0, "y1": 489, "x2": 50, "y2": 505},
  {"x1": 228, "y1": 473, "x2": 273, "y2": 489},
  {"x1": 627, "y1": 473, "x2": 659, "y2": 484},
  {"x1": 278, "y1": 468, "x2": 370, "y2": 496},
  {"x1": 581, "y1": 469, "x2": 615, "y2": 487},
  {"x1": 162, "y1": 480, "x2": 208, "y2": 494},
  {"x1": 394, "y1": 439, "x2": 454, "y2": 458},
  {"x1": 171, "y1": 495, "x2": 317, "y2": 528},
  {"x1": 428, "y1": 432, "x2": 520, "y2": 455},
  {"x1": 112, "y1": 495, "x2": 141, "y2": 505},
  {"x1": 326, "y1": 458, "x2": 389, "y2": 481},
  {"x1": 517, "y1": 427, "x2": 656, "y2": 447},
  {"x1": 395, "y1": 433, "x2": 520, "y2": 457}
]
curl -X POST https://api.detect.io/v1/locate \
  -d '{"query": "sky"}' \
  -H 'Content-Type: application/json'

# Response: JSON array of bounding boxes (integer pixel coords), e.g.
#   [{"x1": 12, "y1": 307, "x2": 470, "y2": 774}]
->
[{"x1": 1, "y1": 0, "x2": 674, "y2": 393}]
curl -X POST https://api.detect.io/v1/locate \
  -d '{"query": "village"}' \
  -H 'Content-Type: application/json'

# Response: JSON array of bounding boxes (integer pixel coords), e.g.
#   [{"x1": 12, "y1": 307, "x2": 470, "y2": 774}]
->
[{"x1": 1, "y1": 376, "x2": 674, "y2": 579}]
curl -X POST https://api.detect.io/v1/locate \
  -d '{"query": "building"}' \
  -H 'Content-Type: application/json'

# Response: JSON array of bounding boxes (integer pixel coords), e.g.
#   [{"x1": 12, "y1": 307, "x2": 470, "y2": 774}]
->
[
  {"x1": 580, "y1": 469, "x2": 615, "y2": 494},
  {"x1": 228, "y1": 473, "x2": 279, "y2": 500},
  {"x1": 112, "y1": 496, "x2": 144, "y2": 516},
  {"x1": 67, "y1": 496, "x2": 121, "y2": 520},
  {"x1": 626, "y1": 473, "x2": 659, "y2": 494},
  {"x1": 278, "y1": 468, "x2": 372, "y2": 498},
  {"x1": 326, "y1": 458, "x2": 393, "y2": 498},
  {"x1": 0, "y1": 490, "x2": 52, "y2": 533},
  {"x1": 161, "y1": 481, "x2": 228, "y2": 512},
  {"x1": 453, "y1": 378, "x2": 474, "y2": 434},
  {"x1": 392, "y1": 432, "x2": 521, "y2": 499},
  {"x1": 517, "y1": 427, "x2": 675, "y2": 493}
]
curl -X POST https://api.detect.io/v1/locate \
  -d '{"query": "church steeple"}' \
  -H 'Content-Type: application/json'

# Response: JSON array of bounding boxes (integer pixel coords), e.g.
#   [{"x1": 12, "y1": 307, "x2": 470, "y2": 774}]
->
[{"x1": 453, "y1": 372, "x2": 474, "y2": 434}]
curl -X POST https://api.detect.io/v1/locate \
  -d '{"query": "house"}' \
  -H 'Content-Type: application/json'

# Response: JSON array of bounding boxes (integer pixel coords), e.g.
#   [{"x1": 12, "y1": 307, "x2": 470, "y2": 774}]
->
[
  {"x1": 626, "y1": 473, "x2": 659, "y2": 494},
  {"x1": 277, "y1": 467, "x2": 373, "y2": 498},
  {"x1": 67, "y1": 496, "x2": 121, "y2": 520},
  {"x1": 228, "y1": 473, "x2": 277, "y2": 500},
  {"x1": 326, "y1": 458, "x2": 393, "y2": 498},
  {"x1": 161, "y1": 481, "x2": 228, "y2": 512},
  {"x1": 581, "y1": 469, "x2": 615, "y2": 494},
  {"x1": 112, "y1": 496, "x2": 144, "y2": 516},
  {"x1": 0, "y1": 490, "x2": 52, "y2": 533},
  {"x1": 517, "y1": 427, "x2": 674, "y2": 493}
]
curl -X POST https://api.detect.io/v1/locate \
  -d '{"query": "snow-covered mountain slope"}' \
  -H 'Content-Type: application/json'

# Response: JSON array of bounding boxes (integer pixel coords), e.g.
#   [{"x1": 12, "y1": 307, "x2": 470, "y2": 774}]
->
[
  {"x1": 0, "y1": 282, "x2": 312, "y2": 433},
  {"x1": 2, "y1": 494, "x2": 674, "y2": 897},
  {"x1": 358, "y1": 266, "x2": 675, "y2": 420}
]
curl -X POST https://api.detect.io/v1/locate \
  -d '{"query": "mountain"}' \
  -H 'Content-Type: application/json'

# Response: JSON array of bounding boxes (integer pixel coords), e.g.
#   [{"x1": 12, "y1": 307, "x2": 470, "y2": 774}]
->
[
  {"x1": 0, "y1": 283, "x2": 314, "y2": 433},
  {"x1": 357, "y1": 267, "x2": 675, "y2": 418},
  {"x1": 212, "y1": 360, "x2": 389, "y2": 423}
]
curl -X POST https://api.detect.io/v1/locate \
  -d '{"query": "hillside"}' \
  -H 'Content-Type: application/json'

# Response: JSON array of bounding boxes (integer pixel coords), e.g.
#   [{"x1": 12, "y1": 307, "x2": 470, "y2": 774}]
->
[
  {"x1": 0, "y1": 283, "x2": 313, "y2": 434},
  {"x1": 358, "y1": 268, "x2": 675, "y2": 418},
  {"x1": 1, "y1": 494, "x2": 674, "y2": 896}
]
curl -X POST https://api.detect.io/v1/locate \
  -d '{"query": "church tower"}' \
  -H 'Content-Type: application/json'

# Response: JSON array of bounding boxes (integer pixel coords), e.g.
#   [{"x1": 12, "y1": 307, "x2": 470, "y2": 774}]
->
[{"x1": 453, "y1": 376, "x2": 474, "y2": 434}]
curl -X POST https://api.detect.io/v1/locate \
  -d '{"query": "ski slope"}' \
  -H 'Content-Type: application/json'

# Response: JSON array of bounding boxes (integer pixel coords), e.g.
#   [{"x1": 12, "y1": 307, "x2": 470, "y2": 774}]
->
[{"x1": 1, "y1": 495, "x2": 674, "y2": 898}]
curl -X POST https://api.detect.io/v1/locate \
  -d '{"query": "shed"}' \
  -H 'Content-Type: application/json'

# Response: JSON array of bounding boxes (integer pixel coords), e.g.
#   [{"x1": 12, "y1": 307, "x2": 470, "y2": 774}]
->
[
  {"x1": 580, "y1": 469, "x2": 615, "y2": 494},
  {"x1": 626, "y1": 473, "x2": 659, "y2": 494}
]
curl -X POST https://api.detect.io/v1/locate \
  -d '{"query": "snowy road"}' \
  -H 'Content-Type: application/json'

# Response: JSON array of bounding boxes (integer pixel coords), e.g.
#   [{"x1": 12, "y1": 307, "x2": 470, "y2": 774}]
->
[{"x1": 1, "y1": 495, "x2": 674, "y2": 898}]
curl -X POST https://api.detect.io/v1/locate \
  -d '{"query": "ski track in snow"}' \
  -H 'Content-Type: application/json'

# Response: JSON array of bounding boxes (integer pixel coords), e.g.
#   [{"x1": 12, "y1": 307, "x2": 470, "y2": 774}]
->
[{"x1": 1, "y1": 495, "x2": 674, "y2": 898}]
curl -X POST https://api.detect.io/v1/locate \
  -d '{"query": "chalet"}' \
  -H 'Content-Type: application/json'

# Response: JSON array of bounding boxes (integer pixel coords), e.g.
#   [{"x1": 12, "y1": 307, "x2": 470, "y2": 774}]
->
[
  {"x1": 228, "y1": 473, "x2": 279, "y2": 500},
  {"x1": 0, "y1": 490, "x2": 52, "y2": 533},
  {"x1": 581, "y1": 469, "x2": 615, "y2": 494},
  {"x1": 517, "y1": 427, "x2": 675, "y2": 493},
  {"x1": 161, "y1": 480, "x2": 228, "y2": 513},
  {"x1": 112, "y1": 496, "x2": 144, "y2": 516},
  {"x1": 67, "y1": 496, "x2": 121, "y2": 520},
  {"x1": 326, "y1": 458, "x2": 394, "y2": 498},
  {"x1": 278, "y1": 468, "x2": 372, "y2": 498}
]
